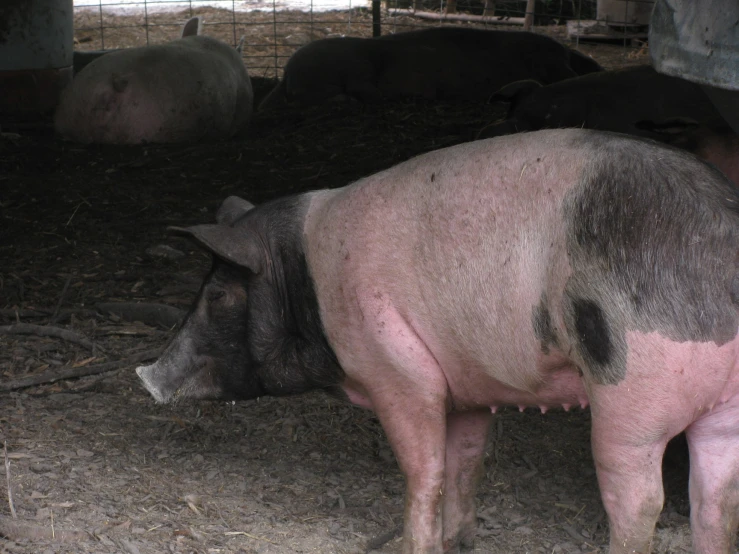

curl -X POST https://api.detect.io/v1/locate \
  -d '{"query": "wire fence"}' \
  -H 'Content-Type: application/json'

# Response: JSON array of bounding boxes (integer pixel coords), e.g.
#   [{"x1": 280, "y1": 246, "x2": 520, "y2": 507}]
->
[{"x1": 72, "y1": 0, "x2": 654, "y2": 79}]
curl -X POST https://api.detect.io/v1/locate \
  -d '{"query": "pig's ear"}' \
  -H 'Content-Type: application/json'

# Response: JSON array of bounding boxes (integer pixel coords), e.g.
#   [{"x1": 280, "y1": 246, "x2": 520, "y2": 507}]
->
[
  {"x1": 476, "y1": 118, "x2": 523, "y2": 140},
  {"x1": 489, "y1": 79, "x2": 541, "y2": 105},
  {"x1": 258, "y1": 82, "x2": 287, "y2": 112},
  {"x1": 169, "y1": 224, "x2": 263, "y2": 274},
  {"x1": 634, "y1": 117, "x2": 699, "y2": 136},
  {"x1": 216, "y1": 196, "x2": 255, "y2": 226},
  {"x1": 181, "y1": 16, "x2": 202, "y2": 38}
]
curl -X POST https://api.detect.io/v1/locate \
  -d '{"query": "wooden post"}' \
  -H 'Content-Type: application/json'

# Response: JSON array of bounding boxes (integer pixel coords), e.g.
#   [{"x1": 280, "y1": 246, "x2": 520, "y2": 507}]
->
[
  {"x1": 523, "y1": 0, "x2": 536, "y2": 30},
  {"x1": 483, "y1": 0, "x2": 496, "y2": 17},
  {"x1": 413, "y1": 0, "x2": 424, "y2": 11},
  {"x1": 0, "y1": 0, "x2": 73, "y2": 117},
  {"x1": 446, "y1": 0, "x2": 457, "y2": 13},
  {"x1": 372, "y1": 0, "x2": 381, "y2": 36}
]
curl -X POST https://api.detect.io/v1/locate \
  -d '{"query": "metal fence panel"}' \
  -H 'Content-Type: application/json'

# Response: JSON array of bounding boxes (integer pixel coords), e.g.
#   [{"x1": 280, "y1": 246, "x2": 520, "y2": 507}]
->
[{"x1": 72, "y1": 0, "x2": 652, "y2": 78}]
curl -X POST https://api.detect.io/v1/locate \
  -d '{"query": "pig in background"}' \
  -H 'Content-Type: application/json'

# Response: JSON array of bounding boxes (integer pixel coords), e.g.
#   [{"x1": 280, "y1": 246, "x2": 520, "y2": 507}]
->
[
  {"x1": 479, "y1": 65, "x2": 739, "y2": 184},
  {"x1": 652, "y1": 122, "x2": 739, "y2": 185},
  {"x1": 138, "y1": 129, "x2": 739, "y2": 554},
  {"x1": 54, "y1": 17, "x2": 253, "y2": 144},
  {"x1": 72, "y1": 50, "x2": 120, "y2": 75},
  {"x1": 258, "y1": 27, "x2": 602, "y2": 110}
]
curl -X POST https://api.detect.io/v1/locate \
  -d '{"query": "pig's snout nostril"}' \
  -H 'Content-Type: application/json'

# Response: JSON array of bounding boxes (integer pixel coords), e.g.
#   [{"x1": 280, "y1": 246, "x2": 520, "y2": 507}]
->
[
  {"x1": 136, "y1": 364, "x2": 157, "y2": 380},
  {"x1": 193, "y1": 356, "x2": 214, "y2": 373}
]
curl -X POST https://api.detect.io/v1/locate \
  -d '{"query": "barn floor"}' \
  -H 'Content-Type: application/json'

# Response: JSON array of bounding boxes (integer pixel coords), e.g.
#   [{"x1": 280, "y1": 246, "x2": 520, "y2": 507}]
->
[{"x1": 0, "y1": 33, "x2": 700, "y2": 554}]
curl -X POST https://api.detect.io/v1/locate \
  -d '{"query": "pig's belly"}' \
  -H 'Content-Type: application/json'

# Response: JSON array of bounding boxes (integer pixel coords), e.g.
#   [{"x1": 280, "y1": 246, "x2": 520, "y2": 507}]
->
[
  {"x1": 444, "y1": 362, "x2": 590, "y2": 413},
  {"x1": 341, "y1": 353, "x2": 589, "y2": 413}
]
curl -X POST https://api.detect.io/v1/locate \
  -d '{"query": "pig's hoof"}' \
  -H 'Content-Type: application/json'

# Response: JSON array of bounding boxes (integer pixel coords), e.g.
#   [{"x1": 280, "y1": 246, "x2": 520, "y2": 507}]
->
[
  {"x1": 442, "y1": 537, "x2": 468, "y2": 553},
  {"x1": 365, "y1": 525, "x2": 402, "y2": 552},
  {"x1": 443, "y1": 525, "x2": 477, "y2": 554},
  {"x1": 443, "y1": 529, "x2": 476, "y2": 552}
]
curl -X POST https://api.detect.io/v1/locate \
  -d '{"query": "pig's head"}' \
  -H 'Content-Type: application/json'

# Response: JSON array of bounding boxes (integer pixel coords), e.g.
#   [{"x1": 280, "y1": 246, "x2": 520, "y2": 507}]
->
[
  {"x1": 136, "y1": 195, "x2": 342, "y2": 404},
  {"x1": 476, "y1": 80, "x2": 541, "y2": 139}
]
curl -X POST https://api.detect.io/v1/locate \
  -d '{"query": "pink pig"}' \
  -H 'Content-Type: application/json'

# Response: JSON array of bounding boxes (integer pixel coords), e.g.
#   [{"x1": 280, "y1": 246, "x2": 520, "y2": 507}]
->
[
  {"x1": 137, "y1": 129, "x2": 739, "y2": 553},
  {"x1": 54, "y1": 17, "x2": 252, "y2": 144}
]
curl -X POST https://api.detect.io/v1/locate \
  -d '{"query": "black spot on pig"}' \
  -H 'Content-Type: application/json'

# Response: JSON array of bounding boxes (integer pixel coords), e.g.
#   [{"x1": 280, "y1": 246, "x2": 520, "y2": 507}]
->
[
  {"x1": 572, "y1": 299, "x2": 612, "y2": 367},
  {"x1": 731, "y1": 275, "x2": 739, "y2": 305},
  {"x1": 532, "y1": 295, "x2": 558, "y2": 353},
  {"x1": 731, "y1": 275, "x2": 739, "y2": 304},
  {"x1": 112, "y1": 74, "x2": 128, "y2": 93},
  {"x1": 562, "y1": 132, "x2": 739, "y2": 384}
]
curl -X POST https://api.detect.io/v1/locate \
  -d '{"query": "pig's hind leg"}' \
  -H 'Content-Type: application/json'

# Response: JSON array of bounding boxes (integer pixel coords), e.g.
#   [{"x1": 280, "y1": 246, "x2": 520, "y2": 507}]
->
[
  {"x1": 685, "y1": 404, "x2": 739, "y2": 554},
  {"x1": 586, "y1": 338, "x2": 739, "y2": 553},
  {"x1": 587, "y1": 334, "x2": 739, "y2": 553},
  {"x1": 442, "y1": 409, "x2": 493, "y2": 552},
  {"x1": 585, "y1": 354, "x2": 680, "y2": 553},
  {"x1": 589, "y1": 413, "x2": 668, "y2": 554}
]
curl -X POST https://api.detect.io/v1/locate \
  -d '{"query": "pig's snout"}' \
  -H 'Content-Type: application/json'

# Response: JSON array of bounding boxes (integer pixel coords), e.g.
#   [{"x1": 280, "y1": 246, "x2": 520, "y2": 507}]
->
[
  {"x1": 136, "y1": 363, "x2": 173, "y2": 404},
  {"x1": 137, "y1": 353, "x2": 224, "y2": 403}
]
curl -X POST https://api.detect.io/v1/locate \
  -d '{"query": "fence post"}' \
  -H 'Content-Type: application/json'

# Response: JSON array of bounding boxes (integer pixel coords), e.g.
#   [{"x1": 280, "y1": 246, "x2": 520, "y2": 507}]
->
[
  {"x1": 523, "y1": 0, "x2": 536, "y2": 30},
  {"x1": 0, "y1": 0, "x2": 73, "y2": 119},
  {"x1": 372, "y1": 0, "x2": 381, "y2": 36}
]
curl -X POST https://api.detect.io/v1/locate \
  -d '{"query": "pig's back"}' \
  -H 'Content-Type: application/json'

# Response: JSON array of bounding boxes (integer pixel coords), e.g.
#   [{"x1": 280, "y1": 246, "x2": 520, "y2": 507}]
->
[{"x1": 305, "y1": 129, "x2": 739, "y2": 392}]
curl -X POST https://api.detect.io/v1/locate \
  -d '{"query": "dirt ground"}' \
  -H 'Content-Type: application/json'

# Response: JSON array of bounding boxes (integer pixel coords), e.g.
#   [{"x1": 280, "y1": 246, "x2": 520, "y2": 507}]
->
[{"x1": 1, "y1": 8, "x2": 698, "y2": 554}]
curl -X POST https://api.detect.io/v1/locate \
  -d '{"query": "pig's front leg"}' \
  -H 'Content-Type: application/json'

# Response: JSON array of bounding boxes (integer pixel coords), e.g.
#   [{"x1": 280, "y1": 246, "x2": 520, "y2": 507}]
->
[
  {"x1": 369, "y1": 377, "x2": 449, "y2": 553},
  {"x1": 442, "y1": 409, "x2": 492, "y2": 552}
]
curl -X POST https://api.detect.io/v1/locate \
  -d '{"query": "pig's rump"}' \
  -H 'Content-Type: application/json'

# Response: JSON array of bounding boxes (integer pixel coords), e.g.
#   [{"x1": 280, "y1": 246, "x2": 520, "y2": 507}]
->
[{"x1": 55, "y1": 38, "x2": 247, "y2": 144}]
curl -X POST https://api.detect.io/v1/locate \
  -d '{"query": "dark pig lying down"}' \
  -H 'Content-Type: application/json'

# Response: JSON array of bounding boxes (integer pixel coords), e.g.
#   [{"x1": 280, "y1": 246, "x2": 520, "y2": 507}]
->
[
  {"x1": 481, "y1": 65, "x2": 739, "y2": 184},
  {"x1": 137, "y1": 129, "x2": 739, "y2": 554},
  {"x1": 482, "y1": 66, "x2": 724, "y2": 140},
  {"x1": 258, "y1": 27, "x2": 602, "y2": 109}
]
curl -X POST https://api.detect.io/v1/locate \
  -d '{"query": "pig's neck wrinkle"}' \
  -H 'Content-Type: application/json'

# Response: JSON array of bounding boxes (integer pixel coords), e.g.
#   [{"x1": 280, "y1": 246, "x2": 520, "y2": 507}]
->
[
  {"x1": 256, "y1": 333, "x2": 342, "y2": 396},
  {"x1": 247, "y1": 195, "x2": 344, "y2": 397}
]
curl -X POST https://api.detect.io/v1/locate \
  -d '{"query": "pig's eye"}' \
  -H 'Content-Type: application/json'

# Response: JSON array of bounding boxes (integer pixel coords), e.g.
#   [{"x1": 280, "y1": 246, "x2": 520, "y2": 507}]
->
[{"x1": 207, "y1": 289, "x2": 226, "y2": 304}]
